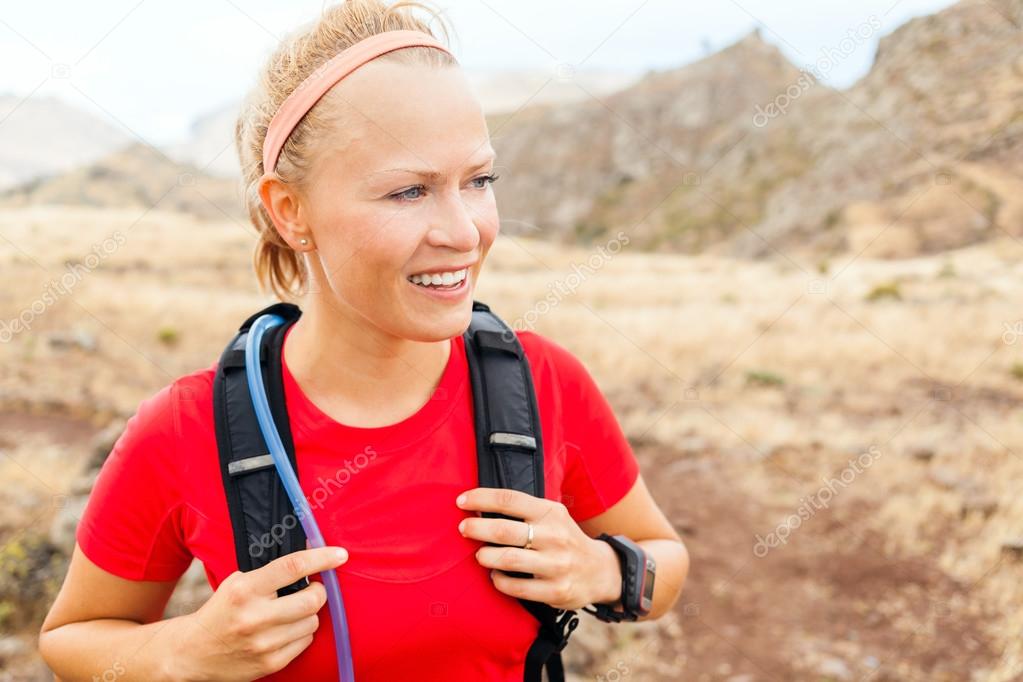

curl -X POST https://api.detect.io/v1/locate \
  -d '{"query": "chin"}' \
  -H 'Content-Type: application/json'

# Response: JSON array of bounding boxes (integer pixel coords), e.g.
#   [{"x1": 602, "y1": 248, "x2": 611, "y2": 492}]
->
[{"x1": 402, "y1": 303, "x2": 474, "y2": 342}]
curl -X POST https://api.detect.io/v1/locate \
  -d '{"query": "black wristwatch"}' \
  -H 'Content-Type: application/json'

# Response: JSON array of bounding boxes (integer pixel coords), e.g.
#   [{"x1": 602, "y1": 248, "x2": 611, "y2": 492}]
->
[{"x1": 582, "y1": 533, "x2": 655, "y2": 622}]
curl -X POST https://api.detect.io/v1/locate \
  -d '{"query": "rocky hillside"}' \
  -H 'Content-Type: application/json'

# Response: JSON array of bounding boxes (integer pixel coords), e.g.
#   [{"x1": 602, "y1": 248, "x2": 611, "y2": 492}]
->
[
  {"x1": 0, "y1": 93, "x2": 130, "y2": 191},
  {"x1": 489, "y1": 30, "x2": 805, "y2": 249},
  {"x1": 491, "y1": 0, "x2": 1023, "y2": 260},
  {"x1": 730, "y1": 0, "x2": 1023, "y2": 259},
  {"x1": 0, "y1": 142, "x2": 246, "y2": 222}
]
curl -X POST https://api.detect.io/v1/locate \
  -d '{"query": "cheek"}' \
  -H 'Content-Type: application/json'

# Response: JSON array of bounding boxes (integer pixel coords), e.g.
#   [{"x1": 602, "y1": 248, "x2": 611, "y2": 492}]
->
[
  {"x1": 315, "y1": 206, "x2": 410, "y2": 292},
  {"x1": 473, "y1": 199, "x2": 501, "y2": 246}
]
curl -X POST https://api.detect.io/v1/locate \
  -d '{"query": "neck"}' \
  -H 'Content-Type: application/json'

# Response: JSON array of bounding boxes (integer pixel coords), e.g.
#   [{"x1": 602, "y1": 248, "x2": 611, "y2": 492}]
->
[{"x1": 283, "y1": 294, "x2": 451, "y2": 428}]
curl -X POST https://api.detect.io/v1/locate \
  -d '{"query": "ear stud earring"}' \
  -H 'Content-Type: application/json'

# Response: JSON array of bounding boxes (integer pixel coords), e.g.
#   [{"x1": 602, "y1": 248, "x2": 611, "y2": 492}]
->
[{"x1": 299, "y1": 238, "x2": 309, "y2": 245}]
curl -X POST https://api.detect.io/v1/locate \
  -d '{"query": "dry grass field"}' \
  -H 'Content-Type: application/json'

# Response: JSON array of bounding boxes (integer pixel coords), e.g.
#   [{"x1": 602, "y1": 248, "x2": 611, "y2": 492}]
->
[{"x1": 3, "y1": 204, "x2": 1023, "y2": 679}]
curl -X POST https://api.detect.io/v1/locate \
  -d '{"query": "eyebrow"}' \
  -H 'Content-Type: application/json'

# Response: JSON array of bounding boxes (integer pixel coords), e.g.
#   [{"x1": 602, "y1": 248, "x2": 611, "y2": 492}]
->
[{"x1": 369, "y1": 154, "x2": 497, "y2": 180}]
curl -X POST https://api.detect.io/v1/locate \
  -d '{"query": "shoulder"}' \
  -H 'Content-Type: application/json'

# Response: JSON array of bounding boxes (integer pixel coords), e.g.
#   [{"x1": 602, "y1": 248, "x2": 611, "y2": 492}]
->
[
  {"x1": 118, "y1": 361, "x2": 218, "y2": 449},
  {"x1": 514, "y1": 329, "x2": 595, "y2": 388}
]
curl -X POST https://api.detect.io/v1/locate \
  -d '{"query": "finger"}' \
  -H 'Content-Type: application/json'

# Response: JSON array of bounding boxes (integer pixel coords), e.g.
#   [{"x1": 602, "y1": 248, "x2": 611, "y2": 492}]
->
[
  {"x1": 456, "y1": 487, "x2": 547, "y2": 521},
  {"x1": 475, "y1": 546, "x2": 555, "y2": 577},
  {"x1": 255, "y1": 613, "x2": 322, "y2": 652},
  {"x1": 489, "y1": 569, "x2": 564, "y2": 604},
  {"x1": 263, "y1": 580, "x2": 328, "y2": 625},
  {"x1": 264, "y1": 632, "x2": 316, "y2": 673},
  {"x1": 252, "y1": 547, "x2": 347, "y2": 595},
  {"x1": 460, "y1": 517, "x2": 536, "y2": 548}
]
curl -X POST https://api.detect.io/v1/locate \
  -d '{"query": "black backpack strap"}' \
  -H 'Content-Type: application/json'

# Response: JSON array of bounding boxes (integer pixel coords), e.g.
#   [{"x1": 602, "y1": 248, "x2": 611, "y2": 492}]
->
[
  {"x1": 213, "y1": 302, "x2": 309, "y2": 597},
  {"x1": 463, "y1": 300, "x2": 580, "y2": 682},
  {"x1": 520, "y1": 600, "x2": 581, "y2": 681}
]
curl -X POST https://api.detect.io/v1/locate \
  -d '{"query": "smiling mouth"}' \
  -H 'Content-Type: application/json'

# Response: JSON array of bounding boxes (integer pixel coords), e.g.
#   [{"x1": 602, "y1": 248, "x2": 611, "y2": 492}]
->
[
  {"x1": 407, "y1": 268, "x2": 469, "y2": 290},
  {"x1": 406, "y1": 269, "x2": 471, "y2": 296},
  {"x1": 413, "y1": 279, "x2": 464, "y2": 291}
]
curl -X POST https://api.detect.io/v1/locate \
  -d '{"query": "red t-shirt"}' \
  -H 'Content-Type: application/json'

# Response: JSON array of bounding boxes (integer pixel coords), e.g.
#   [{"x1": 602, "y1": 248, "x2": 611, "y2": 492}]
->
[{"x1": 76, "y1": 325, "x2": 640, "y2": 681}]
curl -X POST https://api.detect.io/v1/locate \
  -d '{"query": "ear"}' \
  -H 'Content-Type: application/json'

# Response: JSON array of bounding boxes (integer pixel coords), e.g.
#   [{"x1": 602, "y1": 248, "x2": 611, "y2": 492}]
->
[{"x1": 257, "y1": 173, "x2": 315, "y2": 251}]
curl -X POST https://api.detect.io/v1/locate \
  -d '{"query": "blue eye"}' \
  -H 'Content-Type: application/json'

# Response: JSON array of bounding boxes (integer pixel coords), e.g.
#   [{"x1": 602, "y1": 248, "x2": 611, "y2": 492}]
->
[
  {"x1": 393, "y1": 186, "x2": 425, "y2": 202},
  {"x1": 472, "y1": 173, "x2": 501, "y2": 189},
  {"x1": 389, "y1": 174, "x2": 500, "y2": 203}
]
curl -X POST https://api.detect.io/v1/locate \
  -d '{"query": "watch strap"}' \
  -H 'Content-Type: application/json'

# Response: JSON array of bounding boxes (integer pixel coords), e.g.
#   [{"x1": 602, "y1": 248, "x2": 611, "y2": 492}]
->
[{"x1": 583, "y1": 533, "x2": 641, "y2": 622}]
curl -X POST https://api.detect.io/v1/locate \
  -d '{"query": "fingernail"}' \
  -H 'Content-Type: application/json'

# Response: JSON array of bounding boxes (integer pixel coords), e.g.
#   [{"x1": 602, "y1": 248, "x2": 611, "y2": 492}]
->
[
  {"x1": 456, "y1": 493, "x2": 467, "y2": 507},
  {"x1": 334, "y1": 548, "x2": 348, "y2": 562},
  {"x1": 458, "y1": 520, "x2": 466, "y2": 535}
]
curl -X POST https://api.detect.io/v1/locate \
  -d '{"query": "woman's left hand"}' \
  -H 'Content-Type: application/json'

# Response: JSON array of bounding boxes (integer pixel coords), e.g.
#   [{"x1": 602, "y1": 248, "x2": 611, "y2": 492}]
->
[{"x1": 455, "y1": 488, "x2": 620, "y2": 611}]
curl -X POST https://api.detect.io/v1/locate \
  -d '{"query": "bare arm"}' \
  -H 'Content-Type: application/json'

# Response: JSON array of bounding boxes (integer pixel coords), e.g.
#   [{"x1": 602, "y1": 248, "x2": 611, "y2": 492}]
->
[
  {"x1": 578, "y1": 474, "x2": 689, "y2": 621},
  {"x1": 38, "y1": 544, "x2": 186, "y2": 681},
  {"x1": 39, "y1": 543, "x2": 347, "y2": 682}
]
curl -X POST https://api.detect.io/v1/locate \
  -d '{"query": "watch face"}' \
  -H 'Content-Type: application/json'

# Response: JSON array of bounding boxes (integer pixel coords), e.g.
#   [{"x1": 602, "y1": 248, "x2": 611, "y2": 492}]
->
[{"x1": 642, "y1": 558, "x2": 656, "y2": 602}]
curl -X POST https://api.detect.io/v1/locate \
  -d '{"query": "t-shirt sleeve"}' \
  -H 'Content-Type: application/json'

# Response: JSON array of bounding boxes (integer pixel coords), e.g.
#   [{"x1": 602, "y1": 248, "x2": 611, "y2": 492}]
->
[
  {"x1": 75, "y1": 383, "x2": 193, "y2": 582},
  {"x1": 538, "y1": 335, "x2": 641, "y2": 523}
]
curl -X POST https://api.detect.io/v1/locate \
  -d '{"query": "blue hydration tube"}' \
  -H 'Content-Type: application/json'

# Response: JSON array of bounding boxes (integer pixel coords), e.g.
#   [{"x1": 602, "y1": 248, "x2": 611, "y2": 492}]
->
[{"x1": 245, "y1": 313, "x2": 355, "y2": 682}]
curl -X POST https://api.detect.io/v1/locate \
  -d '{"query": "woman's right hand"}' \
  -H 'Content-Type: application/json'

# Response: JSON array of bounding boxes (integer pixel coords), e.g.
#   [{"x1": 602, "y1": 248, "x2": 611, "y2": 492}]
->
[{"x1": 170, "y1": 546, "x2": 348, "y2": 681}]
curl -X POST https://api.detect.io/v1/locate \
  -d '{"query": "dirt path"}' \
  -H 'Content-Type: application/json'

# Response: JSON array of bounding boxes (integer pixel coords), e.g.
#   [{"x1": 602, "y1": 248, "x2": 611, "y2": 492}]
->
[{"x1": 640, "y1": 443, "x2": 1002, "y2": 681}]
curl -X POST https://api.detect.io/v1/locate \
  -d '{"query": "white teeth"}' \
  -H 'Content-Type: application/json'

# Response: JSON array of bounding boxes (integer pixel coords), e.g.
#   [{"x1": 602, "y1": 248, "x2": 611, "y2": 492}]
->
[{"x1": 408, "y1": 268, "x2": 467, "y2": 287}]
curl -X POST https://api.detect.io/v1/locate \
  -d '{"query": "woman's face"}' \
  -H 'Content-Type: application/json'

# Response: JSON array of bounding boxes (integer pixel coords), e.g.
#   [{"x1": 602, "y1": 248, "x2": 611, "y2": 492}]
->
[{"x1": 293, "y1": 60, "x2": 499, "y2": 342}]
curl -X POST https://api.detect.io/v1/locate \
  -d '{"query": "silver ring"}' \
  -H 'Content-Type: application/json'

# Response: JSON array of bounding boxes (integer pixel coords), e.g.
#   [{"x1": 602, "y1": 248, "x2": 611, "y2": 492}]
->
[{"x1": 522, "y1": 522, "x2": 534, "y2": 550}]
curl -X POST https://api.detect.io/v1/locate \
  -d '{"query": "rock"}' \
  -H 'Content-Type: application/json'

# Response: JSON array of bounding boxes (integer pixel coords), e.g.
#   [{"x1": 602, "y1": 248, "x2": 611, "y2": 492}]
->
[
  {"x1": 960, "y1": 494, "x2": 998, "y2": 519},
  {"x1": 69, "y1": 468, "x2": 100, "y2": 496},
  {"x1": 911, "y1": 446, "x2": 935, "y2": 461},
  {"x1": 46, "y1": 329, "x2": 98, "y2": 353},
  {"x1": 818, "y1": 656, "x2": 852, "y2": 680},
  {"x1": 1000, "y1": 538, "x2": 1023, "y2": 560},
  {"x1": 10, "y1": 488, "x2": 42, "y2": 511},
  {"x1": 88, "y1": 420, "x2": 126, "y2": 470},
  {"x1": 928, "y1": 466, "x2": 977, "y2": 492},
  {"x1": 0, "y1": 635, "x2": 29, "y2": 662},
  {"x1": 48, "y1": 494, "x2": 89, "y2": 554}
]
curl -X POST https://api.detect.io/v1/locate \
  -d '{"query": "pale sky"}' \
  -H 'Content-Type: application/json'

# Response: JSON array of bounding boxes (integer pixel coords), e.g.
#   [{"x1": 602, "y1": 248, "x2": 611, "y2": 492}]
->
[{"x1": 0, "y1": 0, "x2": 957, "y2": 145}]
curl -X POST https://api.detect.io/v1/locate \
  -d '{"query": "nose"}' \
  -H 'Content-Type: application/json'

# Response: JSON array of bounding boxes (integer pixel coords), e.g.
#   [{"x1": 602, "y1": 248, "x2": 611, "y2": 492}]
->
[{"x1": 425, "y1": 189, "x2": 481, "y2": 253}]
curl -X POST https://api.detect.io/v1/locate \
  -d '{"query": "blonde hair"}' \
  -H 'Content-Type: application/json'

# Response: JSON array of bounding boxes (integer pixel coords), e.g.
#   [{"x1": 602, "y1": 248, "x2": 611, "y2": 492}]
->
[{"x1": 236, "y1": 0, "x2": 458, "y2": 301}]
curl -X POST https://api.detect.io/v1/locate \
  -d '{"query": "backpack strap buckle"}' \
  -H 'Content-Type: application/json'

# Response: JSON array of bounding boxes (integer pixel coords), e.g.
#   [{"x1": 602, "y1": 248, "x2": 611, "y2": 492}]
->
[
  {"x1": 489, "y1": 432, "x2": 537, "y2": 450},
  {"x1": 544, "y1": 610, "x2": 580, "y2": 652},
  {"x1": 226, "y1": 453, "x2": 275, "y2": 476}
]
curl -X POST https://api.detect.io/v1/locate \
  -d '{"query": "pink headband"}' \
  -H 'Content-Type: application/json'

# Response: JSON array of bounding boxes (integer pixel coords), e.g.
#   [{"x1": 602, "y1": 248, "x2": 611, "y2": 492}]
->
[{"x1": 262, "y1": 29, "x2": 454, "y2": 174}]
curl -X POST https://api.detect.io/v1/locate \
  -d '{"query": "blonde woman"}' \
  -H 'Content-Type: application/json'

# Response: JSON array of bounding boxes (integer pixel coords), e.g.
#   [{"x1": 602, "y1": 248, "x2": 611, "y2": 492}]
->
[{"x1": 39, "y1": 1, "x2": 688, "y2": 680}]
